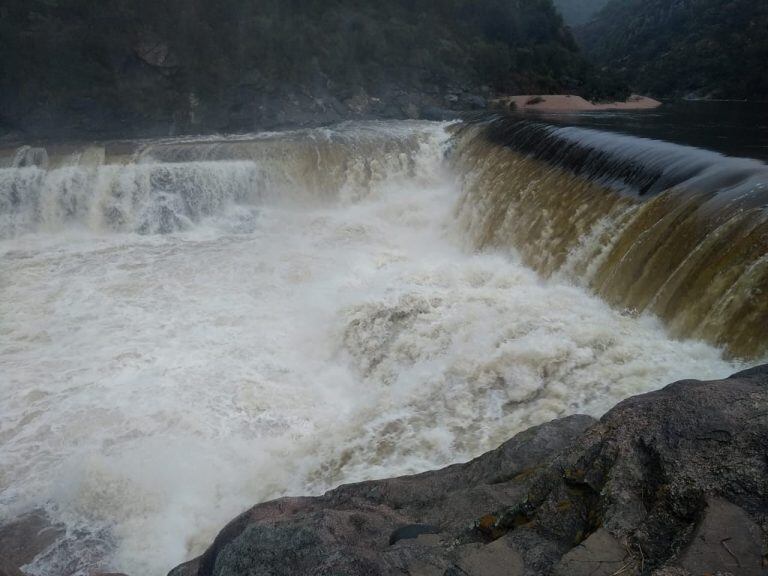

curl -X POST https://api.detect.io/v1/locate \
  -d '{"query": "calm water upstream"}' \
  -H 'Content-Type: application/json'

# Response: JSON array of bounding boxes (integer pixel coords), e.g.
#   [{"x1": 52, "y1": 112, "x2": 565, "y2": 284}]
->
[{"x1": 530, "y1": 100, "x2": 768, "y2": 161}]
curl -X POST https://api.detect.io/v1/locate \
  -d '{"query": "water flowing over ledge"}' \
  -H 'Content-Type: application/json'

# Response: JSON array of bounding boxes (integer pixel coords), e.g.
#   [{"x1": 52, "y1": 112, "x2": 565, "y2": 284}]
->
[
  {"x1": 0, "y1": 120, "x2": 762, "y2": 576},
  {"x1": 0, "y1": 123, "x2": 441, "y2": 237},
  {"x1": 450, "y1": 117, "x2": 768, "y2": 359},
  {"x1": 4, "y1": 119, "x2": 765, "y2": 358}
]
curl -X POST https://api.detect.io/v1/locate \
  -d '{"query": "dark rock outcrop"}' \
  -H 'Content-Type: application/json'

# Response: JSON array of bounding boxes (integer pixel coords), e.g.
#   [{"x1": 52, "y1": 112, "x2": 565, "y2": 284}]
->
[{"x1": 170, "y1": 366, "x2": 768, "y2": 576}]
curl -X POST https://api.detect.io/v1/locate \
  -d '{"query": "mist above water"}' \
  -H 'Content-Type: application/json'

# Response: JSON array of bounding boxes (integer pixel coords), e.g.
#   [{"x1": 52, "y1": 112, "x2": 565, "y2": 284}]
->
[{"x1": 0, "y1": 122, "x2": 743, "y2": 575}]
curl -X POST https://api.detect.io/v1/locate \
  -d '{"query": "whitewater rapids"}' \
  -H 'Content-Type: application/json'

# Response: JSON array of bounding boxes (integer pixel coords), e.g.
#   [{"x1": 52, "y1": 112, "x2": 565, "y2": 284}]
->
[{"x1": 0, "y1": 122, "x2": 741, "y2": 575}]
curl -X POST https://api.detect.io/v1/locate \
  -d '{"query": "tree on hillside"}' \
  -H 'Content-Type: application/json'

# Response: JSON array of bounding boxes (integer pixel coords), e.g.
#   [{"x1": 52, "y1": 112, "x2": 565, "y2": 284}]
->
[
  {"x1": 579, "y1": 0, "x2": 768, "y2": 99},
  {"x1": 0, "y1": 0, "x2": 626, "y2": 136}
]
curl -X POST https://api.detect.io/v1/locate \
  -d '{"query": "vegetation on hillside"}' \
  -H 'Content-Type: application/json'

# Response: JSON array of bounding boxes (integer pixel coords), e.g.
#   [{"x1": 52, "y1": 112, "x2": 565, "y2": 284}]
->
[
  {"x1": 0, "y1": 0, "x2": 626, "y2": 137},
  {"x1": 579, "y1": 0, "x2": 768, "y2": 99}
]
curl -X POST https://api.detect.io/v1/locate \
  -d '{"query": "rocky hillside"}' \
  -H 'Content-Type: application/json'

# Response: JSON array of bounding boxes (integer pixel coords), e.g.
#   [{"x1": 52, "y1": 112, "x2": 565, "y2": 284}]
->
[
  {"x1": 0, "y1": 0, "x2": 624, "y2": 139},
  {"x1": 162, "y1": 365, "x2": 768, "y2": 576},
  {"x1": 578, "y1": 0, "x2": 768, "y2": 100}
]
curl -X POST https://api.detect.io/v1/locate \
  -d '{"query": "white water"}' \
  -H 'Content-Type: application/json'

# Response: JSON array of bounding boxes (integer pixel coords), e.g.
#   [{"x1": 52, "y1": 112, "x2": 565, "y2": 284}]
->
[{"x1": 0, "y1": 122, "x2": 739, "y2": 575}]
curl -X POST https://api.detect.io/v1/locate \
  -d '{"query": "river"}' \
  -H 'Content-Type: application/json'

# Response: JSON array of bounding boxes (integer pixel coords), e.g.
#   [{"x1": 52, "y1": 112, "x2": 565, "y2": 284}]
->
[{"x1": 0, "y1": 113, "x2": 763, "y2": 575}]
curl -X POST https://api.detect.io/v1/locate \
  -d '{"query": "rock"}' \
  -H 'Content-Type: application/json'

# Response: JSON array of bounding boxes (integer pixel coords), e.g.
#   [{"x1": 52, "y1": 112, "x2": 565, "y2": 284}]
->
[
  {"x1": 389, "y1": 524, "x2": 441, "y2": 545},
  {"x1": 0, "y1": 558, "x2": 24, "y2": 576},
  {"x1": 491, "y1": 366, "x2": 768, "y2": 574},
  {"x1": 0, "y1": 510, "x2": 65, "y2": 569},
  {"x1": 553, "y1": 529, "x2": 637, "y2": 576},
  {"x1": 650, "y1": 569, "x2": 691, "y2": 576},
  {"x1": 401, "y1": 560, "x2": 445, "y2": 576},
  {"x1": 502, "y1": 530, "x2": 564, "y2": 574},
  {"x1": 674, "y1": 497, "x2": 766, "y2": 576},
  {"x1": 454, "y1": 537, "x2": 524, "y2": 576},
  {"x1": 169, "y1": 415, "x2": 593, "y2": 575},
  {"x1": 168, "y1": 366, "x2": 768, "y2": 576},
  {"x1": 0, "y1": 511, "x2": 119, "y2": 576},
  {"x1": 167, "y1": 559, "x2": 198, "y2": 576}
]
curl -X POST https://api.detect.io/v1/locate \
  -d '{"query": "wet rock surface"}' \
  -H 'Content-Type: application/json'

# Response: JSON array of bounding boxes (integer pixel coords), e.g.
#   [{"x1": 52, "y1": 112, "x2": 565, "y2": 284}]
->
[
  {"x1": 0, "y1": 511, "x2": 64, "y2": 573},
  {"x1": 169, "y1": 366, "x2": 768, "y2": 576},
  {"x1": 0, "y1": 509, "x2": 116, "y2": 576}
]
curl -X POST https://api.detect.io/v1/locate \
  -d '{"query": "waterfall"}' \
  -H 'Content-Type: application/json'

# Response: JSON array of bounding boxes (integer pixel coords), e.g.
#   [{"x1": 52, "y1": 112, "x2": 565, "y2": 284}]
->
[
  {"x1": 450, "y1": 117, "x2": 768, "y2": 359},
  {"x1": 1, "y1": 120, "x2": 752, "y2": 576},
  {"x1": 2, "y1": 119, "x2": 766, "y2": 358},
  {"x1": 0, "y1": 123, "x2": 444, "y2": 238}
]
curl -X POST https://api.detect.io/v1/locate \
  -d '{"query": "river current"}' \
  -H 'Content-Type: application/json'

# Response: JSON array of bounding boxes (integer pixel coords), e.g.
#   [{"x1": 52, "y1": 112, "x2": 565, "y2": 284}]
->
[{"x1": 0, "y1": 121, "x2": 749, "y2": 575}]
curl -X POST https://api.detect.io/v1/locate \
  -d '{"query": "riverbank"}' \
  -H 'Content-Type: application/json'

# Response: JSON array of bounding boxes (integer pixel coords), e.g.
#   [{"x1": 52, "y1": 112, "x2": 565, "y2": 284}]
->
[{"x1": 494, "y1": 94, "x2": 662, "y2": 113}]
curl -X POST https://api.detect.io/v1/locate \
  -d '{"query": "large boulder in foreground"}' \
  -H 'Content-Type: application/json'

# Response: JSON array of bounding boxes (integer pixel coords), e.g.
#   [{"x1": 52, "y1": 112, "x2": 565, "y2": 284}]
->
[{"x1": 172, "y1": 366, "x2": 768, "y2": 576}]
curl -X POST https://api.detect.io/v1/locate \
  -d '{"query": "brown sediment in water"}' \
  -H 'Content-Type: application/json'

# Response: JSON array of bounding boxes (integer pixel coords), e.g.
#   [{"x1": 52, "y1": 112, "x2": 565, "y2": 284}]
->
[{"x1": 450, "y1": 118, "x2": 768, "y2": 360}]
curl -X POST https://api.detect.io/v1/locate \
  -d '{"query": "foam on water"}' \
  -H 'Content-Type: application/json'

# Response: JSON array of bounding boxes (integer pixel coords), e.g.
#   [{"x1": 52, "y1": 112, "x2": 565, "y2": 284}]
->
[{"x1": 0, "y1": 122, "x2": 741, "y2": 575}]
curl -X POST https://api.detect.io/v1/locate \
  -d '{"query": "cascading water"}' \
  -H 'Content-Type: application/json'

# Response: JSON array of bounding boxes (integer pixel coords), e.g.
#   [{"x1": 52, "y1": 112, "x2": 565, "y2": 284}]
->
[
  {"x1": 451, "y1": 117, "x2": 768, "y2": 359},
  {"x1": 0, "y1": 162, "x2": 266, "y2": 236},
  {"x1": 0, "y1": 120, "x2": 759, "y2": 576},
  {"x1": 0, "y1": 124, "x2": 433, "y2": 238}
]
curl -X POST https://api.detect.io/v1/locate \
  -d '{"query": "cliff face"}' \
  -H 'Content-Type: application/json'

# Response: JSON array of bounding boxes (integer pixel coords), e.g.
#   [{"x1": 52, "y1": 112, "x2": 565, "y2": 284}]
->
[
  {"x1": 167, "y1": 365, "x2": 768, "y2": 576},
  {"x1": 578, "y1": 0, "x2": 768, "y2": 100},
  {"x1": 0, "y1": 0, "x2": 623, "y2": 140}
]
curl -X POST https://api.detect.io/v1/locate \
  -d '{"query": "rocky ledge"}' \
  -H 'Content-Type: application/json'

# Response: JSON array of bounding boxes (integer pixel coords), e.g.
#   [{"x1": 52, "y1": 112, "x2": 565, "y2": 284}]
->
[{"x1": 170, "y1": 366, "x2": 768, "y2": 576}]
